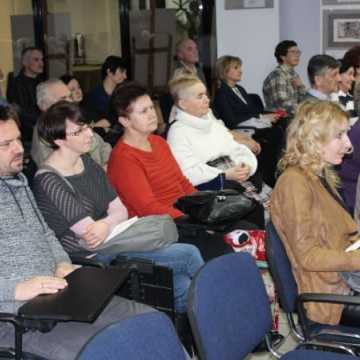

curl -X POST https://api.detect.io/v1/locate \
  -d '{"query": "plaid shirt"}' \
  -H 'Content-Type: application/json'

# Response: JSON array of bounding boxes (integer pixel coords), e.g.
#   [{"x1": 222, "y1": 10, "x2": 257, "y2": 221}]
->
[{"x1": 262, "y1": 64, "x2": 306, "y2": 114}]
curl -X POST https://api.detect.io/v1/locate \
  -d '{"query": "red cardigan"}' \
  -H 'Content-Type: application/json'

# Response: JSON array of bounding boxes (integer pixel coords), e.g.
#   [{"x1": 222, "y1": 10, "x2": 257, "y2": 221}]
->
[{"x1": 107, "y1": 135, "x2": 195, "y2": 218}]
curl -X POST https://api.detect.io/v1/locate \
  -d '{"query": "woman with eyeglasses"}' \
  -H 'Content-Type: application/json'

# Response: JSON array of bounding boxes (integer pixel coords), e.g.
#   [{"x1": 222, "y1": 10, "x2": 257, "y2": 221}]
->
[
  {"x1": 270, "y1": 100, "x2": 360, "y2": 326},
  {"x1": 32, "y1": 101, "x2": 204, "y2": 314}
]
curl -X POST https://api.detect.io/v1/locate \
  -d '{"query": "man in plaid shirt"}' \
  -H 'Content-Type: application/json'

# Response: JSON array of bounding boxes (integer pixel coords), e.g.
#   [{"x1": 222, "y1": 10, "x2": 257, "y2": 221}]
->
[{"x1": 263, "y1": 40, "x2": 306, "y2": 115}]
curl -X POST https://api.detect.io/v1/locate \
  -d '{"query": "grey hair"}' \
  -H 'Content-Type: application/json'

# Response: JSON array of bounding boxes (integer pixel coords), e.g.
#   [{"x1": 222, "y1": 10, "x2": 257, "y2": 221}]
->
[{"x1": 36, "y1": 79, "x2": 64, "y2": 111}]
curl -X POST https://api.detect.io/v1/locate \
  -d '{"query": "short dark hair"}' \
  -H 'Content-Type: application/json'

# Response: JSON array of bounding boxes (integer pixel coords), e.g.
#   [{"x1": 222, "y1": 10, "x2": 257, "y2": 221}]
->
[
  {"x1": 338, "y1": 58, "x2": 354, "y2": 74},
  {"x1": 307, "y1": 54, "x2": 340, "y2": 86},
  {"x1": 60, "y1": 74, "x2": 77, "y2": 85},
  {"x1": 343, "y1": 46, "x2": 360, "y2": 71},
  {"x1": 111, "y1": 82, "x2": 149, "y2": 118},
  {"x1": 101, "y1": 56, "x2": 127, "y2": 80},
  {"x1": 0, "y1": 105, "x2": 20, "y2": 127},
  {"x1": 275, "y1": 40, "x2": 298, "y2": 64},
  {"x1": 38, "y1": 101, "x2": 88, "y2": 149}
]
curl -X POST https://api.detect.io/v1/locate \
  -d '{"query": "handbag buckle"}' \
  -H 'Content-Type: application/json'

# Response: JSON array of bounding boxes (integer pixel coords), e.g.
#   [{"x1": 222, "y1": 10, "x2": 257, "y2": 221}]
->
[{"x1": 216, "y1": 195, "x2": 227, "y2": 202}]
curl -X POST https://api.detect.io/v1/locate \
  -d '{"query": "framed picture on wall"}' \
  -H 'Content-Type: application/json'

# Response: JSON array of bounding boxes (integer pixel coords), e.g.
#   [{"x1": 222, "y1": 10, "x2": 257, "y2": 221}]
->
[
  {"x1": 323, "y1": 0, "x2": 360, "y2": 5},
  {"x1": 323, "y1": 9, "x2": 360, "y2": 50},
  {"x1": 225, "y1": 0, "x2": 274, "y2": 10}
]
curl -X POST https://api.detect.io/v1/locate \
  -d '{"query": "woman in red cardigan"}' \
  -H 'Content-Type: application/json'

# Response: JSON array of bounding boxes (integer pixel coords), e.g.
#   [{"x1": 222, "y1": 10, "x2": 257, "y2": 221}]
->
[{"x1": 107, "y1": 82, "x2": 251, "y2": 260}]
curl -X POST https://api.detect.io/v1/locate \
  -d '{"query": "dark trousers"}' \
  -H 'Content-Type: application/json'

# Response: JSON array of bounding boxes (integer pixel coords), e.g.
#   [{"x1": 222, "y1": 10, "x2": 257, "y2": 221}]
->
[
  {"x1": 253, "y1": 124, "x2": 285, "y2": 187},
  {"x1": 340, "y1": 292, "x2": 360, "y2": 327}
]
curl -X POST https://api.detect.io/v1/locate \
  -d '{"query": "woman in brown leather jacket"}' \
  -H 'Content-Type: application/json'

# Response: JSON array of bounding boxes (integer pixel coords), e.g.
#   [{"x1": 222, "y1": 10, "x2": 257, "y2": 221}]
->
[{"x1": 271, "y1": 100, "x2": 360, "y2": 326}]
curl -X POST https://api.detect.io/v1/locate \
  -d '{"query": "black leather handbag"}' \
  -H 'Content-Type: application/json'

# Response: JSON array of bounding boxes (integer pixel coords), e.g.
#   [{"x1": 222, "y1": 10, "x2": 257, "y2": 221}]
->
[{"x1": 175, "y1": 189, "x2": 255, "y2": 225}]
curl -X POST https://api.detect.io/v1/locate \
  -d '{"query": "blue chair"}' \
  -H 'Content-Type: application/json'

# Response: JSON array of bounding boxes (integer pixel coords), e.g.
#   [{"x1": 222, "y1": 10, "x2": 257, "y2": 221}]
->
[
  {"x1": 266, "y1": 221, "x2": 360, "y2": 355},
  {"x1": 78, "y1": 311, "x2": 186, "y2": 360},
  {"x1": 187, "y1": 252, "x2": 356, "y2": 360}
]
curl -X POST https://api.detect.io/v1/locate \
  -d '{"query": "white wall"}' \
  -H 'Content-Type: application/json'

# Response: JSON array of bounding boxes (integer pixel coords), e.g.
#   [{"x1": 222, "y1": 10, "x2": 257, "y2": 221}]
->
[
  {"x1": 216, "y1": 0, "x2": 279, "y2": 95},
  {"x1": 216, "y1": 0, "x2": 360, "y2": 95},
  {"x1": 279, "y1": 0, "x2": 321, "y2": 88}
]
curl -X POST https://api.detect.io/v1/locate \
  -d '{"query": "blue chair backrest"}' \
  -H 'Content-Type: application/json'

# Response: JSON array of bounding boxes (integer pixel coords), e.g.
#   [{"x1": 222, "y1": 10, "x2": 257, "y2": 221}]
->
[
  {"x1": 187, "y1": 252, "x2": 272, "y2": 360},
  {"x1": 78, "y1": 311, "x2": 186, "y2": 360},
  {"x1": 266, "y1": 221, "x2": 299, "y2": 313}
]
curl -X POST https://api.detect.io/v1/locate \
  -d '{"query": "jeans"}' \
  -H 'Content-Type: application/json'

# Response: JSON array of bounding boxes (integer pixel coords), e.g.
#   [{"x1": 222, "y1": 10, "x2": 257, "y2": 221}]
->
[{"x1": 95, "y1": 243, "x2": 204, "y2": 313}]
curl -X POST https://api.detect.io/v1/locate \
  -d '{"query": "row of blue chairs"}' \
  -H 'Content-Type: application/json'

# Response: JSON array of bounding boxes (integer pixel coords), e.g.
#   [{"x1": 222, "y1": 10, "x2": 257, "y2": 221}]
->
[
  {"x1": 78, "y1": 251, "x2": 358, "y2": 359},
  {"x1": 3, "y1": 230, "x2": 360, "y2": 359}
]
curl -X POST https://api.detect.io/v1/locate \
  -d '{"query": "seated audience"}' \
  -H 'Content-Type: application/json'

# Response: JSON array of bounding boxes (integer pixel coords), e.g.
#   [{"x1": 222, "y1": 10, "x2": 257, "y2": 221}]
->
[
  {"x1": 263, "y1": 40, "x2": 306, "y2": 115},
  {"x1": 305, "y1": 54, "x2": 340, "y2": 100},
  {"x1": 271, "y1": 100, "x2": 360, "y2": 326},
  {"x1": 31, "y1": 79, "x2": 111, "y2": 169},
  {"x1": 108, "y1": 82, "x2": 236, "y2": 261},
  {"x1": 213, "y1": 55, "x2": 285, "y2": 186},
  {"x1": 167, "y1": 75, "x2": 267, "y2": 226},
  {"x1": 61, "y1": 73, "x2": 121, "y2": 143},
  {"x1": 173, "y1": 38, "x2": 206, "y2": 86},
  {"x1": 83, "y1": 55, "x2": 127, "y2": 145},
  {"x1": 60, "y1": 74, "x2": 84, "y2": 103},
  {"x1": 343, "y1": 46, "x2": 360, "y2": 115},
  {"x1": 32, "y1": 101, "x2": 203, "y2": 313},
  {"x1": 7, "y1": 47, "x2": 45, "y2": 142},
  {"x1": 0, "y1": 104, "x2": 154, "y2": 360},
  {"x1": 331, "y1": 58, "x2": 357, "y2": 121},
  {"x1": 337, "y1": 60, "x2": 360, "y2": 214},
  {"x1": 167, "y1": 67, "x2": 261, "y2": 156}
]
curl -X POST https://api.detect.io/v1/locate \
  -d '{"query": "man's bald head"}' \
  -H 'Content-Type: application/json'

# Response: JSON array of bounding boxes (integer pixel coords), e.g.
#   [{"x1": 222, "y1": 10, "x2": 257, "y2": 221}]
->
[{"x1": 176, "y1": 39, "x2": 199, "y2": 66}]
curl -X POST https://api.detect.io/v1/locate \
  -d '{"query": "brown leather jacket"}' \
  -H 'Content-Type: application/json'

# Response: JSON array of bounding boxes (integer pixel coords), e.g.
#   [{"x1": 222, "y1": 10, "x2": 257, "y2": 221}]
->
[{"x1": 271, "y1": 167, "x2": 360, "y2": 324}]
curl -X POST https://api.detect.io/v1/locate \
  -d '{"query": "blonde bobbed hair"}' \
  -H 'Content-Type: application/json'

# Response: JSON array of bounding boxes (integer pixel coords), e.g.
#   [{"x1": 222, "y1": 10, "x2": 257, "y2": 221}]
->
[
  {"x1": 279, "y1": 100, "x2": 349, "y2": 191},
  {"x1": 168, "y1": 74, "x2": 204, "y2": 104},
  {"x1": 215, "y1": 55, "x2": 242, "y2": 83}
]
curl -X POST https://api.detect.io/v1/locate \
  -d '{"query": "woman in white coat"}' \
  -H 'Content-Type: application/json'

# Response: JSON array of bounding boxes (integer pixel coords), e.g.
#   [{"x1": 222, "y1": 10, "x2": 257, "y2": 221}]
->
[{"x1": 167, "y1": 74, "x2": 266, "y2": 227}]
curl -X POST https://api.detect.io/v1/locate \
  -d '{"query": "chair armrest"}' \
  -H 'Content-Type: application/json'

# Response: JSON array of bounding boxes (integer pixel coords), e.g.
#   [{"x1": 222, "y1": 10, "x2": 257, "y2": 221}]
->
[
  {"x1": 298, "y1": 293, "x2": 360, "y2": 307},
  {"x1": 0, "y1": 312, "x2": 21, "y2": 326},
  {"x1": 297, "y1": 293, "x2": 360, "y2": 342}
]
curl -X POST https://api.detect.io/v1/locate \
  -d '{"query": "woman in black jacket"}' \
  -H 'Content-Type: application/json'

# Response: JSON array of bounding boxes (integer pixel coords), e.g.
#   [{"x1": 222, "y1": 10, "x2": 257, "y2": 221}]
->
[{"x1": 213, "y1": 55, "x2": 285, "y2": 186}]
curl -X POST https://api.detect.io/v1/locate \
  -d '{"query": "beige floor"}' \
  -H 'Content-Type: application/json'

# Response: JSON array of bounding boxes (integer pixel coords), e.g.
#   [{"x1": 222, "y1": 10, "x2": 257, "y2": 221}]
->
[{"x1": 247, "y1": 311, "x2": 299, "y2": 360}]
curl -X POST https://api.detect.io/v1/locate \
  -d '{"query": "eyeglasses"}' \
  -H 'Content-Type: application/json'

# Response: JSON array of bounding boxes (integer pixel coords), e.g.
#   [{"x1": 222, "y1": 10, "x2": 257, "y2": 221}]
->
[
  {"x1": 288, "y1": 50, "x2": 302, "y2": 55},
  {"x1": 66, "y1": 124, "x2": 93, "y2": 137}
]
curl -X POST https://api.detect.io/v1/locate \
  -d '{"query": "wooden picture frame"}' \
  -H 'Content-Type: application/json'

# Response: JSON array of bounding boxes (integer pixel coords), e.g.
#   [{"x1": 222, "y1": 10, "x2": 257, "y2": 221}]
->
[
  {"x1": 323, "y1": 0, "x2": 360, "y2": 5},
  {"x1": 225, "y1": 0, "x2": 274, "y2": 10},
  {"x1": 323, "y1": 9, "x2": 360, "y2": 49}
]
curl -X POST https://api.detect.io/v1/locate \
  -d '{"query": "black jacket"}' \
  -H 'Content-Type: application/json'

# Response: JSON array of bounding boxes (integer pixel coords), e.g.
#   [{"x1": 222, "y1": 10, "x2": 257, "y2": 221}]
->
[
  {"x1": 7, "y1": 70, "x2": 43, "y2": 141},
  {"x1": 212, "y1": 81, "x2": 262, "y2": 130}
]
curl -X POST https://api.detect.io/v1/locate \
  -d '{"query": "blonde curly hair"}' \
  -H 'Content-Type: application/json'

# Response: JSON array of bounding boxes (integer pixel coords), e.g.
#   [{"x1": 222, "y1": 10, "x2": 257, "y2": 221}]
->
[{"x1": 278, "y1": 100, "x2": 350, "y2": 190}]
